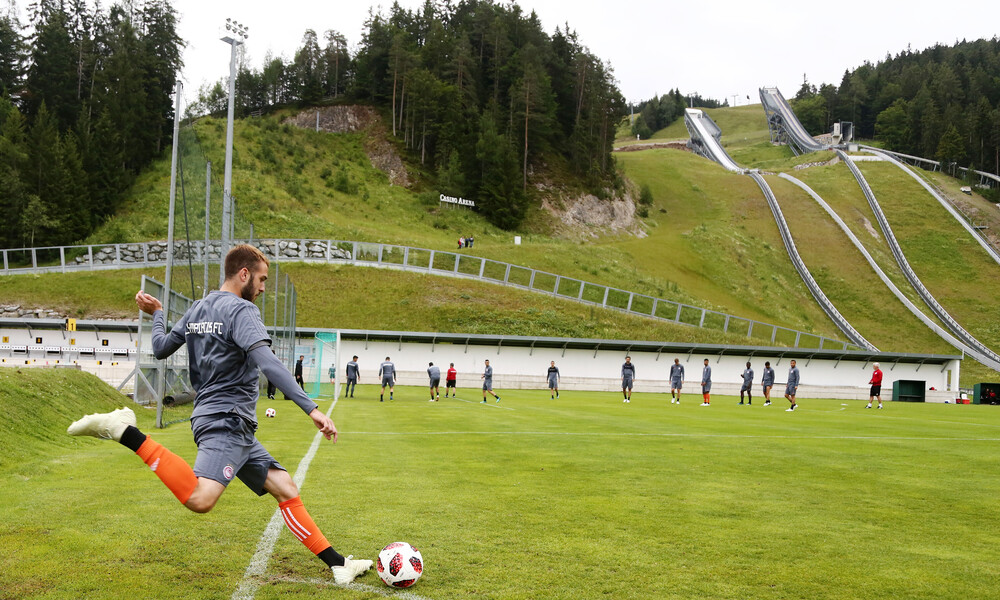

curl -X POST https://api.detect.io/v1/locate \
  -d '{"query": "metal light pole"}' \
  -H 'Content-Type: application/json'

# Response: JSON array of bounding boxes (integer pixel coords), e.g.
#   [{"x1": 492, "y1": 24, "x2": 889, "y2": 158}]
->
[{"x1": 220, "y1": 18, "x2": 248, "y2": 285}]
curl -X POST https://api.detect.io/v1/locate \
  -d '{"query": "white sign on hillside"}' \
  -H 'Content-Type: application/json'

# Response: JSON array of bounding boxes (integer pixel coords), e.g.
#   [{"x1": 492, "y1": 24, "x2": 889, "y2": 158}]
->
[{"x1": 440, "y1": 194, "x2": 476, "y2": 208}]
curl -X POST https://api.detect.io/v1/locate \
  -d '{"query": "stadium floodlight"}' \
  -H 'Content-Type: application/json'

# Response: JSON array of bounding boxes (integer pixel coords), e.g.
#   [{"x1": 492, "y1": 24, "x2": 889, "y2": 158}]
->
[{"x1": 219, "y1": 18, "x2": 248, "y2": 282}]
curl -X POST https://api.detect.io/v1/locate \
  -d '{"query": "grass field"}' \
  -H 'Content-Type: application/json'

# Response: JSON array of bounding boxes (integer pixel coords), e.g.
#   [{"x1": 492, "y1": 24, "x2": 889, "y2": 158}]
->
[{"x1": 4, "y1": 369, "x2": 1000, "y2": 599}]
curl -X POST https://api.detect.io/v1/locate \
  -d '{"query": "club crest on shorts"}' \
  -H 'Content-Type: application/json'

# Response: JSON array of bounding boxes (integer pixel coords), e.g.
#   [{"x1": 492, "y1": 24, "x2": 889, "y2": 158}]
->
[{"x1": 223, "y1": 464, "x2": 235, "y2": 480}]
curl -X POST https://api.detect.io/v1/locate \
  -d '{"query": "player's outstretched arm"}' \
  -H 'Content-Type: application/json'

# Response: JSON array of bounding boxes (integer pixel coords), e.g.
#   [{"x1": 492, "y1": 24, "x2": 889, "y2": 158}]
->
[{"x1": 308, "y1": 408, "x2": 338, "y2": 442}]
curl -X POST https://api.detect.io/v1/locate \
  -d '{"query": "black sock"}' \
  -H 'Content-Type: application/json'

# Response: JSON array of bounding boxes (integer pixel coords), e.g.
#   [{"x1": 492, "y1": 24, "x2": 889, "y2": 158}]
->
[
  {"x1": 317, "y1": 546, "x2": 346, "y2": 568},
  {"x1": 118, "y1": 425, "x2": 146, "y2": 452}
]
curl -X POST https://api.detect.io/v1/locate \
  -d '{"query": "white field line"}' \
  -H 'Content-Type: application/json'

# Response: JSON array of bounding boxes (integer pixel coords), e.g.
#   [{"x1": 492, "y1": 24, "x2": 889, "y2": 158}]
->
[
  {"x1": 278, "y1": 577, "x2": 434, "y2": 600},
  {"x1": 448, "y1": 396, "x2": 515, "y2": 410},
  {"x1": 338, "y1": 430, "x2": 1000, "y2": 442},
  {"x1": 231, "y1": 399, "x2": 338, "y2": 600}
]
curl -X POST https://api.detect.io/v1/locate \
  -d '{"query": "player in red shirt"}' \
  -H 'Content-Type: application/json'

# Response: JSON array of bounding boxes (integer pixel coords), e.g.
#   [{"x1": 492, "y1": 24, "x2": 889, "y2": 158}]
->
[
  {"x1": 445, "y1": 363, "x2": 458, "y2": 397},
  {"x1": 866, "y1": 362, "x2": 883, "y2": 409}
]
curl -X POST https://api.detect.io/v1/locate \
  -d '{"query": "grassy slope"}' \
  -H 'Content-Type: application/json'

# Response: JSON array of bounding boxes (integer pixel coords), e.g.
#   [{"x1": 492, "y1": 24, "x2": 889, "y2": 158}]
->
[
  {"x1": 4, "y1": 375, "x2": 1000, "y2": 599},
  {"x1": 765, "y1": 175, "x2": 952, "y2": 354},
  {"x1": 860, "y1": 161, "x2": 1000, "y2": 353},
  {"x1": 612, "y1": 149, "x2": 837, "y2": 335}
]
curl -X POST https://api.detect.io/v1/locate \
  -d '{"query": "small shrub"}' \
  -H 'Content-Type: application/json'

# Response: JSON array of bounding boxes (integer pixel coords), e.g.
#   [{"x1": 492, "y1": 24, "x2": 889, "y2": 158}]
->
[
  {"x1": 639, "y1": 184, "x2": 653, "y2": 205},
  {"x1": 637, "y1": 206, "x2": 649, "y2": 218},
  {"x1": 320, "y1": 167, "x2": 332, "y2": 180}
]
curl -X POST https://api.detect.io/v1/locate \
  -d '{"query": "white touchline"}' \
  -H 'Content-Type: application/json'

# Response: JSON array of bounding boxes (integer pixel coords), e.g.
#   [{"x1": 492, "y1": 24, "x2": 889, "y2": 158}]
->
[
  {"x1": 280, "y1": 577, "x2": 435, "y2": 600},
  {"x1": 337, "y1": 431, "x2": 1000, "y2": 441},
  {"x1": 231, "y1": 398, "x2": 338, "y2": 600},
  {"x1": 449, "y1": 396, "x2": 515, "y2": 410}
]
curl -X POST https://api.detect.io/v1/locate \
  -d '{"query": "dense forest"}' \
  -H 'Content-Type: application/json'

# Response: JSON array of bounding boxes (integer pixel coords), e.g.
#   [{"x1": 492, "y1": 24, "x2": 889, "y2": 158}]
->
[
  {"x1": 0, "y1": 0, "x2": 182, "y2": 249},
  {"x1": 792, "y1": 38, "x2": 1000, "y2": 176},
  {"x1": 628, "y1": 91, "x2": 724, "y2": 140},
  {"x1": 193, "y1": 0, "x2": 625, "y2": 229}
]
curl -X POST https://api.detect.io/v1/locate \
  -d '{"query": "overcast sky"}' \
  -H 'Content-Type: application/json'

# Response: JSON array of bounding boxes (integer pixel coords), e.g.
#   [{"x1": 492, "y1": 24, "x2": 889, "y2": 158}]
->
[{"x1": 167, "y1": 0, "x2": 997, "y2": 107}]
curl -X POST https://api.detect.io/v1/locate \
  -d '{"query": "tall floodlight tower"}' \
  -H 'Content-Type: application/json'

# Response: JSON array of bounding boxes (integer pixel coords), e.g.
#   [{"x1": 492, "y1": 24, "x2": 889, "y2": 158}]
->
[{"x1": 220, "y1": 18, "x2": 248, "y2": 285}]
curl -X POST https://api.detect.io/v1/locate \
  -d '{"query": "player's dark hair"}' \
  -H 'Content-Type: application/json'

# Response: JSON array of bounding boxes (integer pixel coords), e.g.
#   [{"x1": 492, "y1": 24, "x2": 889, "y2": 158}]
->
[
  {"x1": 386, "y1": 356, "x2": 390, "y2": 360},
  {"x1": 429, "y1": 362, "x2": 433, "y2": 366},
  {"x1": 765, "y1": 361, "x2": 770, "y2": 367},
  {"x1": 353, "y1": 355, "x2": 358, "y2": 359},
  {"x1": 224, "y1": 244, "x2": 269, "y2": 280},
  {"x1": 450, "y1": 363, "x2": 454, "y2": 366}
]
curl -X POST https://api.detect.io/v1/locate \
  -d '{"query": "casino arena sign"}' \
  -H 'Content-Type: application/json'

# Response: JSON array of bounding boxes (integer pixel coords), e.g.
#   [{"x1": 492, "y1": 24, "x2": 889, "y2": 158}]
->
[{"x1": 440, "y1": 194, "x2": 476, "y2": 208}]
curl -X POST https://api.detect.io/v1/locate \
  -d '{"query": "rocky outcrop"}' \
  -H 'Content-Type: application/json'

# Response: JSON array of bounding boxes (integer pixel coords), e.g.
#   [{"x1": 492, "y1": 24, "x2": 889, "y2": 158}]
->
[
  {"x1": 284, "y1": 105, "x2": 410, "y2": 187},
  {"x1": 539, "y1": 185, "x2": 646, "y2": 240}
]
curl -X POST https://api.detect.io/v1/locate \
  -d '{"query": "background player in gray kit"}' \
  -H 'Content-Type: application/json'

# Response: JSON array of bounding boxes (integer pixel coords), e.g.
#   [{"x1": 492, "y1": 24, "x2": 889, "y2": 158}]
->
[
  {"x1": 761, "y1": 361, "x2": 775, "y2": 406},
  {"x1": 785, "y1": 359, "x2": 800, "y2": 411},
  {"x1": 66, "y1": 244, "x2": 372, "y2": 584},
  {"x1": 344, "y1": 356, "x2": 359, "y2": 398},
  {"x1": 547, "y1": 361, "x2": 560, "y2": 399},
  {"x1": 427, "y1": 362, "x2": 441, "y2": 401},
  {"x1": 379, "y1": 357, "x2": 395, "y2": 402},
  {"x1": 621, "y1": 356, "x2": 635, "y2": 403},
  {"x1": 669, "y1": 358, "x2": 684, "y2": 404},
  {"x1": 700, "y1": 359, "x2": 712, "y2": 406},
  {"x1": 481, "y1": 359, "x2": 501, "y2": 403},
  {"x1": 739, "y1": 362, "x2": 754, "y2": 405}
]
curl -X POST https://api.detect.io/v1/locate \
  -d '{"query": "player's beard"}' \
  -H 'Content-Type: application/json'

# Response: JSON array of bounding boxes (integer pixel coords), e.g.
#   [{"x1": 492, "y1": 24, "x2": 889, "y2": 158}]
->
[{"x1": 241, "y1": 274, "x2": 258, "y2": 302}]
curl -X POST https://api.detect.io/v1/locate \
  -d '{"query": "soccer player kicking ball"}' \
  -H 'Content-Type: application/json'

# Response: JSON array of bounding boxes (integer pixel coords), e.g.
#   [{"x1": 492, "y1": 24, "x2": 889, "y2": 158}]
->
[
  {"x1": 66, "y1": 245, "x2": 372, "y2": 585},
  {"x1": 481, "y1": 359, "x2": 501, "y2": 403},
  {"x1": 621, "y1": 356, "x2": 635, "y2": 403},
  {"x1": 669, "y1": 358, "x2": 684, "y2": 404}
]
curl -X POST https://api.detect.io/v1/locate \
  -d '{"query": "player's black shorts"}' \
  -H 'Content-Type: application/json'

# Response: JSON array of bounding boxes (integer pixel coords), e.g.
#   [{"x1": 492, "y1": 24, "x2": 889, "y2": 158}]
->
[
  {"x1": 870, "y1": 385, "x2": 881, "y2": 396},
  {"x1": 446, "y1": 379, "x2": 456, "y2": 389}
]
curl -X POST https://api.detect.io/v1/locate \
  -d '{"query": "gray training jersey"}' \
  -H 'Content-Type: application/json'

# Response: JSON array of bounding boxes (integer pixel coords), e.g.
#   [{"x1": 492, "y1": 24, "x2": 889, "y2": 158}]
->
[
  {"x1": 702, "y1": 365, "x2": 712, "y2": 383},
  {"x1": 346, "y1": 361, "x2": 359, "y2": 380},
  {"x1": 762, "y1": 367, "x2": 775, "y2": 386},
  {"x1": 787, "y1": 367, "x2": 800, "y2": 388},
  {"x1": 621, "y1": 362, "x2": 635, "y2": 380},
  {"x1": 154, "y1": 290, "x2": 283, "y2": 425},
  {"x1": 428, "y1": 365, "x2": 441, "y2": 380},
  {"x1": 742, "y1": 368, "x2": 754, "y2": 386},
  {"x1": 669, "y1": 363, "x2": 684, "y2": 381},
  {"x1": 483, "y1": 365, "x2": 493, "y2": 380},
  {"x1": 379, "y1": 361, "x2": 395, "y2": 379}
]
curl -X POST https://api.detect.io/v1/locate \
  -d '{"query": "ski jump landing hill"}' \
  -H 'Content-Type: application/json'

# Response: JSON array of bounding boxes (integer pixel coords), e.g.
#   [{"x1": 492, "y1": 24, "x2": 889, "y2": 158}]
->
[
  {"x1": 683, "y1": 108, "x2": 876, "y2": 351},
  {"x1": 748, "y1": 87, "x2": 1000, "y2": 371}
]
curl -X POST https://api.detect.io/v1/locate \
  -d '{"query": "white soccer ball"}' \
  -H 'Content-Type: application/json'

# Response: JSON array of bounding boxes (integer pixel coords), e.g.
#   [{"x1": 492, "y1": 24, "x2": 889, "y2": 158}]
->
[
  {"x1": 377, "y1": 541, "x2": 423, "y2": 588},
  {"x1": 264, "y1": 407, "x2": 276, "y2": 418}
]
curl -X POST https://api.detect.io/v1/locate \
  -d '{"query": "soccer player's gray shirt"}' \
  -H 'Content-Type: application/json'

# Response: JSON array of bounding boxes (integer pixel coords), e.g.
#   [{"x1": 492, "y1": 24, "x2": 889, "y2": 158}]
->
[
  {"x1": 621, "y1": 362, "x2": 635, "y2": 380},
  {"x1": 428, "y1": 365, "x2": 441, "y2": 380},
  {"x1": 762, "y1": 367, "x2": 775, "y2": 386},
  {"x1": 346, "y1": 361, "x2": 359, "y2": 380},
  {"x1": 742, "y1": 368, "x2": 754, "y2": 386},
  {"x1": 702, "y1": 365, "x2": 712, "y2": 383},
  {"x1": 669, "y1": 363, "x2": 684, "y2": 382},
  {"x1": 379, "y1": 361, "x2": 395, "y2": 379},
  {"x1": 547, "y1": 366, "x2": 560, "y2": 385},
  {"x1": 483, "y1": 365, "x2": 493, "y2": 381},
  {"x1": 787, "y1": 366, "x2": 800, "y2": 388},
  {"x1": 152, "y1": 291, "x2": 317, "y2": 425}
]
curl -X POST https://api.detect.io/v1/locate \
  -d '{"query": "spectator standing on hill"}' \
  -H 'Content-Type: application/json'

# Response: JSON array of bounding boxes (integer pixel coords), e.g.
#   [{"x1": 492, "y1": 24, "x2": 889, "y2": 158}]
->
[
  {"x1": 547, "y1": 361, "x2": 561, "y2": 399},
  {"x1": 761, "y1": 361, "x2": 775, "y2": 406},
  {"x1": 481, "y1": 359, "x2": 501, "y2": 403},
  {"x1": 468, "y1": 235, "x2": 474, "y2": 248},
  {"x1": 700, "y1": 359, "x2": 712, "y2": 406},
  {"x1": 427, "y1": 362, "x2": 441, "y2": 401},
  {"x1": 785, "y1": 360, "x2": 800, "y2": 411},
  {"x1": 458, "y1": 236, "x2": 464, "y2": 249},
  {"x1": 445, "y1": 363, "x2": 457, "y2": 397},
  {"x1": 379, "y1": 357, "x2": 396, "y2": 402},
  {"x1": 66, "y1": 244, "x2": 372, "y2": 584},
  {"x1": 669, "y1": 358, "x2": 684, "y2": 404},
  {"x1": 739, "y1": 362, "x2": 754, "y2": 405},
  {"x1": 344, "y1": 356, "x2": 359, "y2": 398},
  {"x1": 295, "y1": 355, "x2": 305, "y2": 390},
  {"x1": 866, "y1": 362, "x2": 883, "y2": 409},
  {"x1": 621, "y1": 356, "x2": 636, "y2": 403}
]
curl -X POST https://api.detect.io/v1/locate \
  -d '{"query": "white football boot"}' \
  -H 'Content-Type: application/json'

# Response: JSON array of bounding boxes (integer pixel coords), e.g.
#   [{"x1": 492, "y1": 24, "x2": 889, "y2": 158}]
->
[
  {"x1": 332, "y1": 555, "x2": 373, "y2": 585},
  {"x1": 67, "y1": 407, "x2": 136, "y2": 442}
]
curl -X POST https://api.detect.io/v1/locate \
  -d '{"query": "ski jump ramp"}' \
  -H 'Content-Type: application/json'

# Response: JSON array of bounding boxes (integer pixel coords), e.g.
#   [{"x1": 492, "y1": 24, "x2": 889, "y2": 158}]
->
[
  {"x1": 683, "y1": 108, "x2": 876, "y2": 350},
  {"x1": 760, "y1": 87, "x2": 828, "y2": 155}
]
